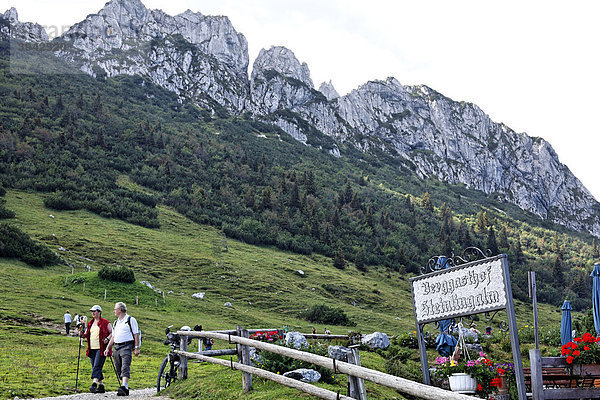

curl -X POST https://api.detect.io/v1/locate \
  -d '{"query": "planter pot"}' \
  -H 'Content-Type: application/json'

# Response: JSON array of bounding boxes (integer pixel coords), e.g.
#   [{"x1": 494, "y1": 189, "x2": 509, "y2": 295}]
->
[
  {"x1": 572, "y1": 364, "x2": 600, "y2": 387},
  {"x1": 448, "y1": 373, "x2": 477, "y2": 393}
]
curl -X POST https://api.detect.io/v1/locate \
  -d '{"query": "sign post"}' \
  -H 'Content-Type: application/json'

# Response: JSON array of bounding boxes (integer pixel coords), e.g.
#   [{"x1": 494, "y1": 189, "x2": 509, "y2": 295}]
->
[{"x1": 410, "y1": 253, "x2": 526, "y2": 400}]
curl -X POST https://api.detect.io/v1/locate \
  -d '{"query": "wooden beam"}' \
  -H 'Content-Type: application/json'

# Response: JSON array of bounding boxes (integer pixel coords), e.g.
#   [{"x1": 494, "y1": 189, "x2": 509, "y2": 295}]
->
[{"x1": 178, "y1": 331, "x2": 479, "y2": 400}]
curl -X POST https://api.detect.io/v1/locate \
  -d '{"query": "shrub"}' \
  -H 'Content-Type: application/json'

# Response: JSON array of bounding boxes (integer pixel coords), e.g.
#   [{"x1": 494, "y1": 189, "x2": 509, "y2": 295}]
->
[
  {"x1": 44, "y1": 192, "x2": 80, "y2": 210},
  {"x1": 299, "y1": 304, "x2": 355, "y2": 326},
  {"x1": 0, "y1": 223, "x2": 59, "y2": 267},
  {"x1": 98, "y1": 265, "x2": 135, "y2": 283},
  {"x1": 393, "y1": 330, "x2": 437, "y2": 349},
  {"x1": 0, "y1": 204, "x2": 15, "y2": 219}
]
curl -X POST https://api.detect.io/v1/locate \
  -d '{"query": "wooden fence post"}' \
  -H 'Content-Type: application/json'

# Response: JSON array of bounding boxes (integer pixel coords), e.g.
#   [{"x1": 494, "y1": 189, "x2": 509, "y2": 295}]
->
[
  {"x1": 136, "y1": 295, "x2": 138, "y2": 305},
  {"x1": 104, "y1": 289, "x2": 107, "y2": 300},
  {"x1": 529, "y1": 349, "x2": 543, "y2": 400},
  {"x1": 347, "y1": 346, "x2": 367, "y2": 400},
  {"x1": 179, "y1": 335, "x2": 188, "y2": 380},
  {"x1": 83, "y1": 282, "x2": 85, "y2": 293},
  {"x1": 162, "y1": 291, "x2": 166, "y2": 304},
  {"x1": 236, "y1": 326, "x2": 253, "y2": 392}
]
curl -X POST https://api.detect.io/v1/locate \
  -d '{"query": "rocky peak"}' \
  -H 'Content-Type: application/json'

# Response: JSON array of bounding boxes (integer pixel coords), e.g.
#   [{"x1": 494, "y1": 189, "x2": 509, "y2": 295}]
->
[
  {"x1": 63, "y1": 0, "x2": 248, "y2": 74},
  {"x1": 251, "y1": 46, "x2": 313, "y2": 88},
  {"x1": 2, "y1": 7, "x2": 18, "y2": 22},
  {"x1": 168, "y1": 10, "x2": 248, "y2": 72},
  {"x1": 318, "y1": 80, "x2": 339, "y2": 100},
  {"x1": 1, "y1": 7, "x2": 49, "y2": 43},
  {"x1": 98, "y1": 0, "x2": 150, "y2": 20}
]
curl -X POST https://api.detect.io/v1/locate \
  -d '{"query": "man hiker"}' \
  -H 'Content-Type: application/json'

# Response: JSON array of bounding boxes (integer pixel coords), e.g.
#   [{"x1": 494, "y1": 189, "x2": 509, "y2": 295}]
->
[
  {"x1": 64, "y1": 310, "x2": 72, "y2": 336},
  {"x1": 104, "y1": 302, "x2": 140, "y2": 396}
]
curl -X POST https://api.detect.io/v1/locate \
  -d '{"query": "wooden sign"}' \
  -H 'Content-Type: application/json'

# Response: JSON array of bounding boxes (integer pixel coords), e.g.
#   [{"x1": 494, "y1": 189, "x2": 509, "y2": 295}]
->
[{"x1": 411, "y1": 257, "x2": 507, "y2": 324}]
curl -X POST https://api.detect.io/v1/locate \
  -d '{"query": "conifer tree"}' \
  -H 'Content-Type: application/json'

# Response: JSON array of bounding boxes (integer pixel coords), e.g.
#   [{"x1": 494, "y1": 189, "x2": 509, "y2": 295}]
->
[
  {"x1": 333, "y1": 247, "x2": 346, "y2": 270},
  {"x1": 421, "y1": 191, "x2": 433, "y2": 212},
  {"x1": 487, "y1": 226, "x2": 499, "y2": 255},
  {"x1": 289, "y1": 180, "x2": 300, "y2": 208},
  {"x1": 355, "y1": 246, "x2": 367, "y2": 271}
]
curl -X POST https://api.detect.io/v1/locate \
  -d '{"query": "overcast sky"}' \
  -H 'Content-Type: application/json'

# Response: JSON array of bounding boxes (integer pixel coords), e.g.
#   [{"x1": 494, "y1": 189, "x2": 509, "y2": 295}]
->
[{"x1": 3, "y1": 0, "x2": 599, "y2": 201}]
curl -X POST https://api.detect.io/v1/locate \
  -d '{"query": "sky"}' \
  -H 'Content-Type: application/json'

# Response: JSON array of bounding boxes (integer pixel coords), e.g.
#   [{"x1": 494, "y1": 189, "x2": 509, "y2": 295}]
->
[{"x1": 2, "y1": 0, "x2": 599, "y2": 201}]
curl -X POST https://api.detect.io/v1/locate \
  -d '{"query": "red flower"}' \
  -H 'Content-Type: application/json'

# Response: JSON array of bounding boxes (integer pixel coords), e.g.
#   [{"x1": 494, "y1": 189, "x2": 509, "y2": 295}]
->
[
  {"x1": 562, "y1": 348, "x2": 571, "y2": 356},
  {"x1": 584, "y1": 346, "x2": 590, "y2": 351},
  {"x1": 491, "y1": 378, "x2": 502, "y2": 387},
  {"x1": 570, "y1": 341, "x2": 579, "y2": 349},
  {"x1": 567, "y1": 356, "x2": 574, "y2": 364},
  {"x1": 497, "y1": 368, "x2": 506, "y2": 375},
  {"x1": 477, "y1": 384, "x2": 483, "y2": 391},
  {"x1": 573, "y1": 350, "x2": 580, "y2": 356},
  {"x1": 574, "y1": 337, "x2": 583, "y2": 343}
]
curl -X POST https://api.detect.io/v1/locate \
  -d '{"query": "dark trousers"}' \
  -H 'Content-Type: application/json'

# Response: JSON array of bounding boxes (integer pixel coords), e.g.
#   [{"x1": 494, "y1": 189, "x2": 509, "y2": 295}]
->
[
  {"x1": 89, "y1": 349, "x2": 106, "y2": 381},
  {"x1": 65, "y1": 322, "x2": 71, "y2": 335}
]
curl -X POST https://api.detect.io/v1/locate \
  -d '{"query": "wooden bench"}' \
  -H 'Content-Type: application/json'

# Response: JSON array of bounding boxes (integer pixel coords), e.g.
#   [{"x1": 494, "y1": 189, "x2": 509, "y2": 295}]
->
[
  {"x1": 528, "y1": 349, "x2": 600, "y2": 399},
  {"x1": 523, "y1": 366, "x2": 575, "y2": 389}
]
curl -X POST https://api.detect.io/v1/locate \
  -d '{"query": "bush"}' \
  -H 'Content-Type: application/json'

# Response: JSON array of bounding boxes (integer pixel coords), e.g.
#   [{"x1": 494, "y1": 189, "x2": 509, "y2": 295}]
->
[
  {"x1": 299, "y1": 304, "x2": 355, "y2": 326},
  {"x1": 98, "y1": 265, "x2": 135, "y2": 283},
  {"x1": 393, "y1": 330, "x2": 437, "y2": 349},
  {"x1": 0, "y1": 223, "x2": 59, "y2": 267},
  {"x1": 44, "y1": 192, "x2": 80, "y2": 210},
  {"x1": 0, "y1": 204, "x2": 14, "y2": 219}
]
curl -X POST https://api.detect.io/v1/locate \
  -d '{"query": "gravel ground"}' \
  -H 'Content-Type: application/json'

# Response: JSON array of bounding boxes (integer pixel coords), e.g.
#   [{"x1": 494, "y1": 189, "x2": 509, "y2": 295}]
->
[{"x1": 28, "y1": 388, "x2": 169, "y2": 400}]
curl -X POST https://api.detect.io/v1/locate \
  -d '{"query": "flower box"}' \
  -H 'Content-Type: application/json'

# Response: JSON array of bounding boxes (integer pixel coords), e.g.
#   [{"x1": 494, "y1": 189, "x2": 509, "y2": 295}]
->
[{"x1": 449, "y1": 373, "x2": 477, "y2": 393}]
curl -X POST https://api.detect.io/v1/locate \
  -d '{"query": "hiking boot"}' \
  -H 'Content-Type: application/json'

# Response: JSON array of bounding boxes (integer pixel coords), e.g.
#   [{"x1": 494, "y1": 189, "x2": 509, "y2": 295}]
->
[
  {"x1": 89, "y1": 383, "x2": 97, "y2": 393},
  {"x1": 117, "y1": 386, "x2": 129, "y2": 396},
  {"x1": 96, "y1": 384, "x2": 105, "y2": 393}
]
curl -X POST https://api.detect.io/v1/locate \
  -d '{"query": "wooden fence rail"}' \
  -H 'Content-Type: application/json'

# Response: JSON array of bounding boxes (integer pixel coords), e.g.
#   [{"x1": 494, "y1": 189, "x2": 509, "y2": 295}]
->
[{"x1": 176, "y1": 329, "x2": 479, "y2": 400}]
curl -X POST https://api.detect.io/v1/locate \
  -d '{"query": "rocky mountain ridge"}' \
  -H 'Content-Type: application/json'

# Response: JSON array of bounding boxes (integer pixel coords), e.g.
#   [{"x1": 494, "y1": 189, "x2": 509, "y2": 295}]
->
[{"x1": 2, "y1": 0, "x2": 599, "y2": 237}]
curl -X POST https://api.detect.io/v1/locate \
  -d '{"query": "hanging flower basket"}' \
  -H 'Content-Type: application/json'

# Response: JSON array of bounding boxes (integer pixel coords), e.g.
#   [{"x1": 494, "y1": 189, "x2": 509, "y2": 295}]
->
[{"x1": 449, "y1": 373, "x2": 477, "y2": 393}]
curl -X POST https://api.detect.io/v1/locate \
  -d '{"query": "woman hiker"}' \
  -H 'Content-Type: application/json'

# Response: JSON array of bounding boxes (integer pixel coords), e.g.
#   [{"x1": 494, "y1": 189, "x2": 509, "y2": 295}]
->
[{"x1": 80, "y1": 305, "x2": 113, "y2": 393}]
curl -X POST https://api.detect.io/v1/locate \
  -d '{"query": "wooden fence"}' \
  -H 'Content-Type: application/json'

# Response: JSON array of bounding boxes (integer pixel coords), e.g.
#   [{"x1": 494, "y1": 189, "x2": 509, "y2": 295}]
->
[{"x1": 175, "y1": 328, "x2": 479, "y2": 400}]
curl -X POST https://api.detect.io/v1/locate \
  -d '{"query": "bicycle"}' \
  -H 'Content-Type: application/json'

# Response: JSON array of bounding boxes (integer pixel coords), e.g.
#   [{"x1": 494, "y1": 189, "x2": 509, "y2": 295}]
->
[{"x1": 156, "y1": 325, "x2": 198, "y2": 392}]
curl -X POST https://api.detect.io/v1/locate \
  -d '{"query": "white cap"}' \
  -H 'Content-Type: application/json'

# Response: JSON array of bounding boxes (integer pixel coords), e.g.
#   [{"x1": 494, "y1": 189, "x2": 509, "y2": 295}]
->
[{"x1": 89, "y1": 305, "x2": 102, "y2": 312}]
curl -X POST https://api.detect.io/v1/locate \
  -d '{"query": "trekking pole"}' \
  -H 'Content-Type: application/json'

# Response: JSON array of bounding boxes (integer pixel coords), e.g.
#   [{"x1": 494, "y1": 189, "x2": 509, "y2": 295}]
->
[
  {"x1": 75, "y1": 336, "x2": 82, "y2": 390},
  {"x1": 109, "y1": 355, "x2": 122, "y2": 387}
]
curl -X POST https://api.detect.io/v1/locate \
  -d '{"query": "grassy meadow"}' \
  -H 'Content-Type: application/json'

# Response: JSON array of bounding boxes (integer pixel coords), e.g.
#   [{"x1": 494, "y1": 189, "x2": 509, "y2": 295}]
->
[{"x1": 0, "y1": 189, "x2": 566, "y2": 399}]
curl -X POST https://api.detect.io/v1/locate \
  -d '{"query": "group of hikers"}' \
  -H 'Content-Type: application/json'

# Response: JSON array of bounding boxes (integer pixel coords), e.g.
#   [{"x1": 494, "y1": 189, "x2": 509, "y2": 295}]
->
[{"x1": 64, "y1": 302, "x2": 140, "y2": 396}]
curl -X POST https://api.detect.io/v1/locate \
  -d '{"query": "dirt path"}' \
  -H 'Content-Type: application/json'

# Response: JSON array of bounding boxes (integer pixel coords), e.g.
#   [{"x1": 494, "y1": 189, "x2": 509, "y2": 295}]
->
[{"x1": 29, "y1": 388, "x2": 169, "y2": 400}]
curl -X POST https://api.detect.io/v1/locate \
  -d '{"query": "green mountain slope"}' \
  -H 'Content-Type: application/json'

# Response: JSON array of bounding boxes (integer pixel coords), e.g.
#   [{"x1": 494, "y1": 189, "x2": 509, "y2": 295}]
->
[{"x1": 0, "y1": 39, "x2": 598, "y2": 310}]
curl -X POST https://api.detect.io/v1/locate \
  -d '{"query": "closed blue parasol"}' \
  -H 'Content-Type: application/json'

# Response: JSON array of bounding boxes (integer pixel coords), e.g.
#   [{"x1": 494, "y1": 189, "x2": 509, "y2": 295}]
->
[
  {"x1": 591, "y1": 263, "x2": 600, "y2": 336},
  {"x1": 561, "y1": 300, "x2": 573, "y2": 346},
  {"x1": 436, "y1": 319, "x2": 457, "y2": 356},
  {"x1": 435, "y1": 256, "x2": 457, "y2": 356}
]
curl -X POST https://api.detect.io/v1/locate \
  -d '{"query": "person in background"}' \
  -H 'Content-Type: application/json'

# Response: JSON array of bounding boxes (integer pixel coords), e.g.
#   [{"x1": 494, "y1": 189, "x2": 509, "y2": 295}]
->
[
  {"x1": 324, "y1": 327, "x2": 331, "y2": 335},
  {"x1": 105, "y1": 302, "x2": 140, "y2": 396},
  {"x1": 64, "y1": 310, "x2": 72, "y2": 336},
  {"x1": 312, "y1": 327, "x2": 317, "y2": 334},
  {"x1": 81, "y1": 305, "x2": 112, "y2": 393}
]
